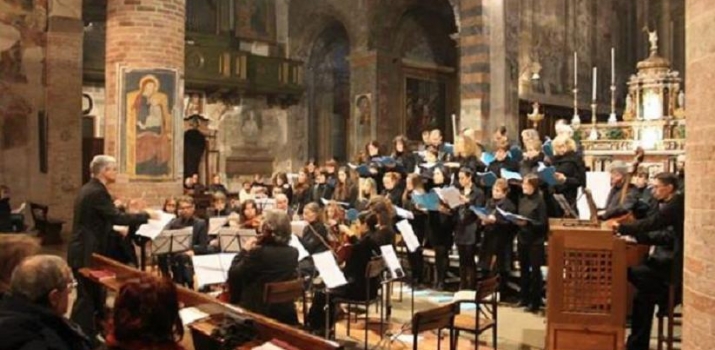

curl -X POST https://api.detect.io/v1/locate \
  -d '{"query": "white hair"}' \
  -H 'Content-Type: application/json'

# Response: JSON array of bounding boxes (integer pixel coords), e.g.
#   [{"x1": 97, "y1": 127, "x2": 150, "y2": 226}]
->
[
  {"x1": 555, "y1": 123, "x2": 574, "y2": 137},
  {"x1": 90, "y1": 155, "x2": 117, "y2": 176}
]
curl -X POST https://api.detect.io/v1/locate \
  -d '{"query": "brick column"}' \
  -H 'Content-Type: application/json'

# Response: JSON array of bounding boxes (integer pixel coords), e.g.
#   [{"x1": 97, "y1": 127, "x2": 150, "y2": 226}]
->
[
  {"x1": 683, "y1": 1, "x2": 715, "y2": 348},
  {"x1": 458, "y1": 0, "x2": 490, "y2": 141},
  {"x1": 104, "y1": 0, "x2": 185, "y2": 203},
  {"x1": 45, "y1": 7, "x2": 84, "y2": 226}
]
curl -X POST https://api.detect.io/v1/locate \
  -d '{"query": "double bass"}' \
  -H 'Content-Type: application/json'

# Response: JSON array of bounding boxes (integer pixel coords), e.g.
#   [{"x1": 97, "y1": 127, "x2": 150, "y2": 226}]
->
[{"x1": 606, "y1": 147, "x2": 645, "y2": 226}]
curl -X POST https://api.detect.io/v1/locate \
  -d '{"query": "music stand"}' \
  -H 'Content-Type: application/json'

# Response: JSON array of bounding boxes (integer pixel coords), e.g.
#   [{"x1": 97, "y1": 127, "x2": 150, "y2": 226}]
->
[
  {"x1": 554, "y1": 193, "x2": 578, "y2": 218},
  {"x1": 218, "y1": 227, "x2": 241, "y2": 253},
  {"x1": 151, "y1": 227, "x2": 193, "y2": 255},
  {"x1": 237, "y1": 229, "x2": 258, "y2": 250},
  {"x1": 169, "y1": 227, "x2": 193, "y2": 253},
  {"x1": 374, "y1": 245, "x2": 410, "y2": 350},
  {"x1": 312, "y1": 251, "x2": 348, "y2": 339}
]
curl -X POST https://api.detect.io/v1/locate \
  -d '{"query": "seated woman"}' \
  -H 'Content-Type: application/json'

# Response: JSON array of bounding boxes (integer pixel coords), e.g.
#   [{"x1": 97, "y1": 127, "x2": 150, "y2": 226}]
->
[
  {"x1": 227, "y1": 209, "x2": 299, "y2": 325},
  {"x1": 238, "y1": 199, "x2": 262, "y2": 230},
  {"x1": 105, "y1": 275, "x2": 185, "y2": 350},
  {"x1": 306, "y1": 210, "x2": 383, "y2": 334},
  {"x1": 207, "y1": 192, "x2": 232, "y2": 217},
  {"x1": 298, "y1": 203, "x2": 331, "y2": 278}
]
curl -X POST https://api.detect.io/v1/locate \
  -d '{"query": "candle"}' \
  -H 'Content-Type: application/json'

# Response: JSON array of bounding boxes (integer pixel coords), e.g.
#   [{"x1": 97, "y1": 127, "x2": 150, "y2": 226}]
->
[
  {"x1": 573, "y1": 52, "x2": 578, "y2": 87},
  {"x1": 611, "y1": 47, "x2": 615, "y2": 85},
  {"x1": 592, "y1": 67, "x2": 597, "y2": 101}
]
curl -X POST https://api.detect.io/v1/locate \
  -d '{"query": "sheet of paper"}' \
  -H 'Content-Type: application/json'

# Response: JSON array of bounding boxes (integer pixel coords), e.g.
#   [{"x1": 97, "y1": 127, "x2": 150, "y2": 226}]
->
[
  {"x1": 396, "y1": 220, "x2": 420, "y2": 253},
  {"x1": 290, "y1": 234, "x2": 310, "y2": 261},
  {"x1": 208, "y1": 217, "x2": 229, "y2": 235},
  {"x1": 312, "y1": 251, "x2": 348, "y2": 289},
  {"x1": 136, "y1": 211, "x2": 175, "y2": 240},
  {"x1": 393, "y1": 205, "x2": 415, "y2": 220},
  {"x1": 481, "y1": 152, "x2": 495, "y2": 166},
  {"x1": 179, "y1": 307, "x2": 210, "y2": 326},
  {"x1": 434, "y1": 186, "x2": 462, "y2": 209},
  {"x1": 291, "y1": 220, "x2": 308, "y2": 237},
  {"x1": 192, "y1": 253, "x2": 236, "y2": 287},
  {"x1": 380, "y1": 245, "x2": 405, "y2": 280},
  {"x1": 500, "y1": 168, "x2": 523, "y2": 181},
  {"x1": 577, "y1": 171, "x2": 610, "y2": 220},
  {"x1": 251, "y1": 341, "x2": 286, "y2": 350}
]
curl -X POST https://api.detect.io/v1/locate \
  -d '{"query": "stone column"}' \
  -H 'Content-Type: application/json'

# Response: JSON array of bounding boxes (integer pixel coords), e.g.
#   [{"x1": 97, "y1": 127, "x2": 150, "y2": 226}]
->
[
  {"x1": 459, "y1": 0, "x2": 491, "y2": 141},
  {"x1": 683, "y1": 0, "x2": 715, "y2": 348},
  {"x1": 104, "y1": 0, "x2": 185, "y2": 203},
  {"x1": 45, "y1": 0, "x2": 84, "y2": 225}
]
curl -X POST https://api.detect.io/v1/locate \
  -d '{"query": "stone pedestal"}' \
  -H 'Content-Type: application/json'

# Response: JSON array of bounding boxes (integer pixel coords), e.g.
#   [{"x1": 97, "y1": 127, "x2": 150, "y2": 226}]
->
[{"x1": 104, "y1": 0, "x2": 186, "y2": 203}]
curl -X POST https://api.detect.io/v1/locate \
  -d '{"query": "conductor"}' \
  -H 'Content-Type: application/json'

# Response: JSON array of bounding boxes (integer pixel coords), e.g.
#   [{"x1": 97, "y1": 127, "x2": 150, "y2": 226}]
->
[{"x1": 68, "y1": 155, "x2": 157, "y2": 344}]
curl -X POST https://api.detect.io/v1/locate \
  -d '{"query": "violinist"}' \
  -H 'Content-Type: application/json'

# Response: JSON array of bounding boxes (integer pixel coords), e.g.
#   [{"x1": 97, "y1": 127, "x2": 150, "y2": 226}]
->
[
  {"x1": 298, "y1": 203, "x2": 331, "y2": 278},
  {"x1": 306, "y1": 210, "x2": 384, "y2": 334},
  {"x1": 227, "y1": 209, "x2": 299, "y2": 326},
  {"x1": 238, "y1": 199, "x2": 262, "y2": 230},
  {"x1": 325, "y1": 201, "x2": 353, "y2": 263},
  {"x1": 599, "y1": 161, "x2": 638, "y2": 221}
]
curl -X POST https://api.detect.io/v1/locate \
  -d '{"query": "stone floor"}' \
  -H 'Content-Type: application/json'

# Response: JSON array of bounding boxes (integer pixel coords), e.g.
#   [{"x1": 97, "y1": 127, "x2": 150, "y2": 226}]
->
[{"x1": 39, "y1": 239, "x2": 679, "y2": 350}]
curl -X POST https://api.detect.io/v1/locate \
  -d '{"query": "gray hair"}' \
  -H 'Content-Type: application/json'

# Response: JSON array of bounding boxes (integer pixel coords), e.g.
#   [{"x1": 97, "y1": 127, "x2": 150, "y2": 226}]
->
[
  {"x1": 609, "y1": 160, "x2": 630, "y2": 175},
  {"x1": 10, "y1": 255, "x2": 70, "y2": 304},
  {"x1": 262, "y1": 209, "x2": 291, "y2": 245},
  {"x1": 90, "y1": 155, "x2": 117, "y2": 176}
]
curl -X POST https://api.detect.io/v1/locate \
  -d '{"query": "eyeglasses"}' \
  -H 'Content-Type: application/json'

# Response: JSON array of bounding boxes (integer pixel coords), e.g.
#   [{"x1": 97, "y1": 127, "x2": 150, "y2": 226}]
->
[{"x1": 66, "y1": 280, "x2": 78, "y2": 290}]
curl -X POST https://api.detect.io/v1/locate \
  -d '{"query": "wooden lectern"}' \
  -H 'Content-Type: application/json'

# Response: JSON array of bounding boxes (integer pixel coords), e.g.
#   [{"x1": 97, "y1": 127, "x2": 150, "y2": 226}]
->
[{"x1": 546, "y1": 223, "x2": 628, "y2": 350}]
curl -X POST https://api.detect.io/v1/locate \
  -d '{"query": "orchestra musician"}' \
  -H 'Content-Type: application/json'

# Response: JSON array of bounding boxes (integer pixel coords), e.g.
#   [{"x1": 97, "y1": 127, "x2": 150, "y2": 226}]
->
[
  {"x1": 227, "y1": 209, "x2": 300, "y2": 326},
  {"x1": 598, "y1": 161, "x2": 639, "y2": 221},
  {"x1": 454, "y1": 168, "x2": 485, "y2": 290},
  {"x1": 164, "y1": 196, "x2": 212, "y2": 289},
  {"x1": 613, "y1": 172, "x2": 684, "y2": 350},
  {"x1": 273, "y1": 172, "x2": 293, "y2": 204},
  {"x1": 515, "y1": 174, "x2": 548, "y2": 313},
  {"x1": 207, "y1": 192, "x2": 232, "y2": 217},
  {"x1": 310, "y1": 170, "x2": 334, "y2": 205},
  {"x1": 298, "y1": 203, "x2": 332, "y2": 278},
  {"x1": 238, "y1": 199, "x2": 262, "y2": 230}
]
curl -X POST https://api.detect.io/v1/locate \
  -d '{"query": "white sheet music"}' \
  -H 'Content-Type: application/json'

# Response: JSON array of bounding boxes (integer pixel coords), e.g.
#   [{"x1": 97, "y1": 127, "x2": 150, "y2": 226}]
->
[
  {"x1": 380, "y1": 245, "x2": 405, "y2": 280},
  {"x1": 396, "y1": 220, "x2": 420, "y2": 253},
  {"x1": 577, "y1": 171, "x2": 611, "y2": 220},
  {"x1": 312, "y1": 251, "x2": 348, "y2": 289},
  {"x1": 289, "y1": 234, "x2": 309, "y2": 261},
  {"x1": 434, "y1": 186, "x2": 463, "y2": 209},
  {"x1": 393, "y1": 205, "x2": 415, "y2": 220},
  {"x1": 321, "y1": 198, "x2": 350, "y2": 207},
  {"x1": 192, "y1": 253, "x2": 236, "y2": 287},
  {"x1": 208, "y1": 217, "x2": 229, "y2": 235},
  {"x1": 179, "y1": 307, "x2": 210, "y2": 326},
  {"x1": 136, "y1": 211, "x2": 175, "y2": 240},
  {"x1": 291, "y1": 220, "x2": 308, "y2": 237}
]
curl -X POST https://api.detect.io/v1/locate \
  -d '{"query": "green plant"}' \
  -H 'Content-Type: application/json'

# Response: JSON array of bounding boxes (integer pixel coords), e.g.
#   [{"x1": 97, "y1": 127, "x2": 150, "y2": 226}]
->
[{"x1": 606, "y1": 127, "x2": 625, "y2": 140}]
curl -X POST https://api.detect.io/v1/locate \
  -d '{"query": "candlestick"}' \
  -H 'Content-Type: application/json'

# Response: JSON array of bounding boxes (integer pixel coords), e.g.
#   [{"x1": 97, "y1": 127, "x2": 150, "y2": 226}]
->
[
  {"x1": 589, "y1": 102, "x2": 598, "y2": 140},
  {"x1": 592, "y1": 67, "x2": 597, "y2": 101},
  {"x1": 611, "y1": 48, "x2": 615, "y2": 85},
  {"x1": 572, "y1": 87, "x2": 580, "y2": 129}
]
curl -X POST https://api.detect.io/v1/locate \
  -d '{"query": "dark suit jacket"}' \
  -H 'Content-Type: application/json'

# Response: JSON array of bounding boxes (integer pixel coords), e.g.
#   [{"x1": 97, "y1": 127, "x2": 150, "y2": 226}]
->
[
  {"x1": 228, "y1": 244, "x2": 299, "y2": 325},
  {"x1": 68, "y1": 179, "x2": 149, "y2": 269},
  {"x1": 165, "y1": 217, "x2": 212, "y2": 255},
  {"x1": 600, "y1": 183, "x2": 639, "y2": 220}
]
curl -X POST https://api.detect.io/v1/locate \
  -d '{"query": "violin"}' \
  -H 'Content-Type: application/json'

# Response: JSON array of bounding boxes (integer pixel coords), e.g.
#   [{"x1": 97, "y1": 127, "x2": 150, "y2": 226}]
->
[{"x1": 241, "y1": 214, "x2": 263, "y2": 230}]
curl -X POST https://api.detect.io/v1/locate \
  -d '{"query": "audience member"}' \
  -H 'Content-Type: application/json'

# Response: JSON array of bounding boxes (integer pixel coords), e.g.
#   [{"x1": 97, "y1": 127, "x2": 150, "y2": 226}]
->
[
  {"x1": 0, "y1": 185, "x2": 25, "y2": 232},
  {"x1": 0, "y1": 235, "x2": 40, "y2": 298}
]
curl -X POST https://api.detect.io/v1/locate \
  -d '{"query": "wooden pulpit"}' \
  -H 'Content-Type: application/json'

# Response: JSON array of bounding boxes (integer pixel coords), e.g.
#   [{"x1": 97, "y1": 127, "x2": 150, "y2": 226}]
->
[{"x1": 546, "y1": 223, "x2": 628, "y2": 350}]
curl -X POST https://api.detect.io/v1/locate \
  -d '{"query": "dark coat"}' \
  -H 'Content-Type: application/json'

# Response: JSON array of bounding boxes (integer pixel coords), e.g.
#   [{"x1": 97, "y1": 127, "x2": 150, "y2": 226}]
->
[
  {"x1": 292, "y1": 186, "x2": 311, "y2": 215},
  {"x1": 68, "y1": 179, "x2": 149, "y2": 269},
  {"x1": 343, "y1": 230, "x2": 383, "y2": 300},
  {"x1": 300, "y1": 222, "x2": 330, "y2": 255},
  {"x1": 165, "y1": 217, "x2": 212, "y2": 255},
  {"x1": 309, "y1": 183, "x2": 334, "y2": 205},
  {"x1": 0, "y1": 197, "x2": 12, "y2": 232},
  {"x1": 453, "y1": 186, "x2": 485, "y2": 246},
  {"x1": 0, "y1": 295, "x2": 92, "y2": 350},
  {"x1": 600, "y1": 183, "x2": 639, "y2": 220},
  {"x1": 516, "y1": 191, "x2": 548, "y2": 246},
  {"x1": 552, "y1": 151, "x2": 585, "y2": 209},
  {"x1": 427, "y1": 185, "x2": 455, "y2": 247},
  {"x1": 228, "y1": 243, "x2": 299, "y2": 325},
  {"x1": 619, "y1": 193, "x2": 685, "y2": 284},
  {"x1": 393, "y1": 152, "x2": 418, "y2": 175}
]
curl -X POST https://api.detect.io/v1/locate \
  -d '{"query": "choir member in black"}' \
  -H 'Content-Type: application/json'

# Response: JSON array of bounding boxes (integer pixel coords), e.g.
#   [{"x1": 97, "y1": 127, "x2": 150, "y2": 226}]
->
[
  {"x1": 392, "y1": 135, "x2": 417, "y2": 174},
  {"x1": 298, "y1": 203, "x2": 331, "y2": 277},
  {"x1": 599, "y1": 161, "x2": 639, "y2": 220},
  {"x1": 207, "y1": 192, "x2": 232, "y2": 217},
  {"x1": 614, "y1": 172, "x2": 684, "y2": 350},
  {"x1": 419, "y1": 146, "x2": 440, "y2": 180},
  {"x1": 428, "y1": 129, "x2": 451, "y2": 161},
  {"x1": 515, "y1": 174, "x2": 548, "y2": 312},
  {"x1": 273, "y1": 172, "x2": 293, "y2": 204},
  {"x1": 238, "y1": 199, "x2": 262, "y2": 230},
  {"x1": 310, "y1": 169, "x2": 335, "y2": 205},
  {"x1": 478, "y1": 179, "x2": 517, "y2": 295},
  {"x1": 292, "y1": 168, "x2": 312, "y2": 215},
  {"x1": 184, "y1": 173, "x2": 205, "y2": 195},
  {"x1": 454, "y1": 168, "x2": 485, "y2": 290},
  {"x1": 164, "y1": 196, "x2": 211, "y2": 289},
  {"x1": 208, "y1": 174, "x2": 228, "y2": 194},
  {"x1": 365, "y1": 140, "x2": 383, "y2": 161},
  {"x1": 356, "y1": 177, "x2": 378, "y2": 211},
  {"x1": 417, "y1": 130, "x2": 431, "y2": 152},
  {"x1": 306, "y1": 210, "x2": 386, "y2": 334},
  {"x1": 551, "y1": 135, "x2": 586, "y2": 215},
  {"x1": 227, "y1": 209, "x2": 299, "y2": 325},
  {"x1": 519, "y1": 129, "x2": 545, "y2": 175},
  {"x1": 402, "y1": 173, "x2": 428, "y2": 285},
  {"x1": 382, "y1": 172, "x2": 404, "y2": 208},
  {"x1": 427, "y1": 165, "x2": 455, "y2": 290},
  {"x1": 487, "y1": 139, "x2": 520, "y2": 179},
  {"x1": 332, "y1": 166, "x2": 358, "y2": 208},
  {"x1": 452, "y1": 135, "x2": 485, "y2": 175},
  {"x1": 325, "y1": 158, "x2": 339, "y2": 187}
]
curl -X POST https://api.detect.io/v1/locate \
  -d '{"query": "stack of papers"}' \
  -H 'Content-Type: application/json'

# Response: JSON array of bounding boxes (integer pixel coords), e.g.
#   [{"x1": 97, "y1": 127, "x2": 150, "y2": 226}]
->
[
  {"x1": 380, "y1": 245, "x2": 405, "y2": 280},
  {"x1": 136, "y1": 211, "x2": 175, "y2": 240},
  {"x1": 434, "y1": 186, "x2": 463, "y2": 209},
  {"x1": 312, "y1": 251, "x2": 348, "y2": 289},
  {"x1": 289, "y1": 234, "x2": 310, "y2": 261},
  {"x1": 396, "y1": 220, "x2": 420, "y2": 252},
  {"x1": 179, "y1": 307, "x2": 210, "y2": 326},
  {"x1": 191, "y1": 253, "x2": 236, "y2": 287}
]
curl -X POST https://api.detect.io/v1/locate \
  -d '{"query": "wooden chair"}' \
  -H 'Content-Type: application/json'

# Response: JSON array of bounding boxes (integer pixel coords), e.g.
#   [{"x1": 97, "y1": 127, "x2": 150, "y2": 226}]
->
[
  {"x1": 29, "y1": 202, "x2": 64, "y2": 245},
  {"x1": 411, "y1": 302, "x2": 459, "y2": 350},
  {"x1": 263, "y1": 279, "x2": 307, "y2": 325},
  {"x1": 333, "y1": 257, "x2": 385, "y2": 349},
  {"x1": 452, "y1": 274, "x2": 499, "y2": 349},
  {"x1": 656, "y1": 282, "x2": 682, "y2": 350}
]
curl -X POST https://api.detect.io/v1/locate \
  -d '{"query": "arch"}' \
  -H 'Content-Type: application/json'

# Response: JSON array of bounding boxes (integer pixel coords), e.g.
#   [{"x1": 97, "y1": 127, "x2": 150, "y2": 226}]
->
[{"x1": 288, "y1": 1, "x2": 359, "y2": 62}]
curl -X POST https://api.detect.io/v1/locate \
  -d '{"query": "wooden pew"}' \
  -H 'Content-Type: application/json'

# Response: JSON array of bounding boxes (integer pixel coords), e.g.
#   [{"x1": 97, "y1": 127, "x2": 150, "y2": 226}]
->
[
  {"x1": 81, "y1": 254, "x2": 342, "y2": 350},
  {"x1": 29, "y1": 202, "x2": 64, "y2": 245}
]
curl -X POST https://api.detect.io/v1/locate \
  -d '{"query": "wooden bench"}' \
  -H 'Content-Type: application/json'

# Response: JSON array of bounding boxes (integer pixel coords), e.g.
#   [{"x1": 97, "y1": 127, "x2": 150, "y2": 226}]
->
[{"x1": 29, "y1": 202, "x2": 64, "y2": 245}]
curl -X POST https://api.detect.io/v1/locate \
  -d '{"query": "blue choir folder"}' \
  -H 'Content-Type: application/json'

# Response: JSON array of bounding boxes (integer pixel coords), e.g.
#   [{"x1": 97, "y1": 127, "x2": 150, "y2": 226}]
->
[
  {"x1": 496, "y1": 207, "x2": 535, "y2": 224},
  {"x1": 508, "y1": 146, "x2": 523, "y2": 162},
  {"x1": 411, "y1": 191, "x2": 441, "y2": 211},
  {"x1": 477, "y1": 171, "x2": 498, "y2": 187},
  {"x1": 537, "y1": 163, "x2": 558, "y2": 186},
  {"x1": 481, "y1": 152, "x2": 496, "y2": 166},
  {"x1": 542, "y1": 139, "x2": 554, "y2": 158},
  {"x1": 469, "y1": 206, "x2": 490, "y2": 220},
  {"x1": 500, "y1": 168, "x2": 523, "y2": 181}
]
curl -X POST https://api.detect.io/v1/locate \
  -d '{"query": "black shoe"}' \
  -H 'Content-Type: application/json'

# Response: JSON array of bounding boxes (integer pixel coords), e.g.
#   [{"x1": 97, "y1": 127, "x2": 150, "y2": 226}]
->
[{"x1": 526, "y1": 304, "x2": 542, "y2": 313}]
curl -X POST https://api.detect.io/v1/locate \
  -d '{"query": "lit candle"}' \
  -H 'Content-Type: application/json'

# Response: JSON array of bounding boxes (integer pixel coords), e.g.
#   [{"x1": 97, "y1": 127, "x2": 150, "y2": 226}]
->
[
  {"x1": 574, "y1": 52, "x2": 578, "y2": 87},
  {"x1": 592, "y1": 67, "x2": 597, "y2": 101},
  {"x1": 611, "y1": 47, "x2": 615, "y2": 85}
]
